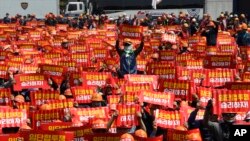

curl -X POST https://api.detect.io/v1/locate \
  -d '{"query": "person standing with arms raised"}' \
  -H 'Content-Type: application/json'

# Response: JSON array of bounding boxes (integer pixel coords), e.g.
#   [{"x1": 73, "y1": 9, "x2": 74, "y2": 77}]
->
[{"x1": 115, "y1": 37, "x2": 144, "y2": 78}]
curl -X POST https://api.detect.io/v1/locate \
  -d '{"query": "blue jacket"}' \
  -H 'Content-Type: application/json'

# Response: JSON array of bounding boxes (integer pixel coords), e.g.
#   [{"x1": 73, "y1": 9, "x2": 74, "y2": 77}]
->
[
  {"x1": 115, "y1": 40, "x2": 144, "y2": 78},
  {"x1": 236, "y1": 30, "x2": 250, "y2": 46}
]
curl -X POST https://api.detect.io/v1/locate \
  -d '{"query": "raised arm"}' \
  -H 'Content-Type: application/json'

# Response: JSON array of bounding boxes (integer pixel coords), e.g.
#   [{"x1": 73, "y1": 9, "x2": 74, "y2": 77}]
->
[
  {"x1": 115, "y1": 40, "x2": 123, "y2": 56},
  {"x1": 134, "y1": 37, "x2": 144, "y2": 56}
]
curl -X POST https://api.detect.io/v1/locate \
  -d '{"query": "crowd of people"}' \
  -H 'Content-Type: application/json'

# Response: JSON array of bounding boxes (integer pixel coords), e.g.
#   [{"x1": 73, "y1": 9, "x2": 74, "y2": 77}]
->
[{"x1": 0, "y1": 10, "x2": 250, "y2": 141}]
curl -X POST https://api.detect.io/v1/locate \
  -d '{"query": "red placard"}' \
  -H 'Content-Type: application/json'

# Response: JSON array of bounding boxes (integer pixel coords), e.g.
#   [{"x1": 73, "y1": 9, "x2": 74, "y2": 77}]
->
[
  {"x1": 105, "y1": 24, "x2": 117, "y2": 30},
  {"x1": 43, "y1": 52, "x2": 62, "y2": 60},
  {"x1": 82, "y1": 72, "x2": 112, "y2": 87},
  {"x1": 122, "y1": 83, "x2": 153, "y2": 93},
  {"x1": 0, "y1": 51, "x2": 7, "y2": 61},
  {"x1": 159, "y1": 79, "x2": 194, "y2": 100},
  {"x1": 45, "y1": 99, "x2": 74, "y2": 110},
  {"x1": 40, "y1": 64, "x2": 67, "y2": 77},
  {"x1": 39, "y1": 122, "x2": 73, "y2": 131},
  {"x1": 152, "y1": 67, "x2": 176, "y2": 80},
  {"x1": 58, "y1": 60, "x2": 78, "y2": 72},
  {"x1": 20, "y1": 130, "x2": 74, "y2": 141},
  {"x1": 161, "y1": 34, "x2": 177, "y2": 44},
  {"x1": 20, "y1": 64, "x2": 39, "y2": 74},
  {"x1": 159, "y1": 50, "x2": 176, "y2": 61},
  {"x1": 0, "y1": 64, "x2": 8, "y2": 79},
  {"x1": 30, "y1": 109, "x2": 64, "y2": 129},
  {"x1": 134, "y1": 135, "x2": 163, "y2": 141},
  {"x1": 30, "y1": 90, "x2": 60, "y2": 106},
  {"x1": 70, "y1": 52, "x2": 90, "y2": 64},
  {"x1": 122, "y1": 92, "x2": 142, "y2": 105},
  {"x1": 0, "y1": 134, "x2": 23, "y2": 141},
  {"x1": 71, "y1": 86, "x2": 95, "y2": 104},
  {"x1": 142, "y1": 91, "x2": 175, "y2": 107},
  {"x1": 137, "y1": 59, "x2": 148, "y2": 71},
  {"x1": 70, "y1": 107, "x2": 109, "y2": 123},
  {"x1": 14, "y1": 74, "x2": 50, "y2": 91},
  {"x1": 0, "y1": 88, "x2": 11, "y2": 105},
  {"x1": 119, "y1": 25, "x2": 143, "y2": 39},
  {"x1": 225, "y1": 82, "x2": 250, "y2": 90},
  {"x1": 154, "y1": 109, "x2": 183, "y2": 129},
  {"x1": 93, "y1": 48, "x2": 108, "y2": 60},
  {"x1": 213, "y1": 90, "x2": 250, "y2": 115},
  {"x1": 203, "y1": 69, "x2": 236, "y2": 87},
  {"x1": 7, "y1": 61, "x2": 22, "y2": 72},
  {"x1": 125, "y1": 74, "x2": 159, "y2": 90},
  {"x1": 189, "y1": 69, "x2": 207, "y2": 85},
  {"x1": 196, "y1": 87, "x2": 213, "y2": 106},
  {"x1": 70, "y1": 44, "x2": 88, "y2": 53},
  {"x1": 116, "y1": 104, "x2": 141, "y2": 128},
  {"x1": 60, "y1": 126, "x2": 93, "y2": 139},
  {"x1": 204, "y1": 55, "x2": 236, "y2": 68},
  {"x1": 167, "y1": 128, "x2": 202, "y2": 141},
  {"x1": 0, "y1": 109, "x2": 27, "y2": 128}
]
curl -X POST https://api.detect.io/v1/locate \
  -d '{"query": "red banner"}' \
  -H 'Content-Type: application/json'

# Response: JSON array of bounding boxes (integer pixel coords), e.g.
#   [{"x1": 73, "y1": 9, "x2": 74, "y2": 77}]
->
[
  {"x1": 70, "y1": 107, "x2": 109, "y2": 123},
  {"x1": 30, "y1": 109, "x2": 64, "y2": 129},
  {"x1": 203, "y1": 69, "x2": 236, "y2": 87},
  {"x1": 0, "y1": 134, "x2": 23, "y2": 141},
  {"x1": 45, "y1": 99, "x2": 74, "y2": 110},
  {"x1": 116, "y1": 104, "x2": 141, "y2": 128},
  {"x1": 82, "y1": 72, "x2": 112, "y2": 87},
  {"x1": 0, "y1": 64, "x2": 8, "y2": 79},
  {"x1": 142, "y1": 91, "x2": 175, "y2": 107},
  {"x1": 20, "y1": 130, "x2": 74, "y2": 141},
  {"x1": 14, "y1": 74, "x2": 50, "y2": 91},
  {"x1": 204, "y1": 55, "x2": 236, "y2": 68},
  {"x1": 225, "y1": 82, "x2": 250, "y2": 90},
  {"x1": 154, "y1": 109, "x2": 183, "y2": 129},
  {"x1": 0, "y1": 109, "x2": 27, "y2": 128},
  {"x1": 71, "y1": 86, "x2": 95, "y2": 104},
  {"x1": 213, "y1": 90, "x2": 250, "y2": 115},
  {"x1": 93, "y1": 48, "x2": 108, "y2": 60},
  {"x1": 167, "y1": 128, "x2": 202, "y2": 141},
  {"x1": 181, "y1": 106, "x2": 205, "y2": 121},
  {"x1": 70, "y1": 52, "x2": 90, "y2": 64},
  {"x1": 0, "y1": 88, "x2": 11, "y2": 105},
  {"x1": 40, "y1": 64, "x2": 67, "y2": 77},
  {"x1": 21, "y1": 64, "x2": 39, "y2": 74},
  {"x1": 159, "y1": 79, "x2": 194, "y2": 100},
  {"x1": 119, "y1": 25, "x2": 143, "y2": 39},
  {"x1": 161, "y1": 34, "x2": 177, "y2": 44},
  {"x1": 196, "y1": 87, "x2": 213, "y2": 106},
  {"x1": 137, "y1": 59, "x2": 148, "y2": 71},
  {"x1": 58, "y1": 60, "x2": 78, "y2": 72},
  {"x1": 122, "y1": 92, "x2": 142, "y2": 105},
  {"x1": 39, "y1": 122, "x2": 73, "y2": 131},
  {"x1": 152, "y1": 67, "x2": 176, "y2": 80},
  {"x1": 122, "y1": 83, "x2": 153, "y2": 93},
  {"x1": 125, "y1": 74, "x2": 159, "y2": 90},
  {"x1": 30, "y1": 90, "x2": 60, "y2": 106},
  {"x1": 159, "y1": 50, "x2": 176, "y2": 61},
  {"x1": 70, "y1": 45, "x2": 88, "y2": 53}
]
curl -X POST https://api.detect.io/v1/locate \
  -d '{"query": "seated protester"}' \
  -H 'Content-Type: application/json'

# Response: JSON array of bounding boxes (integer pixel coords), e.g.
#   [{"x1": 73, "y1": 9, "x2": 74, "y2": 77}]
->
[
  {"x1": 236, "y1": 23, "x2": 250, "y2": 46},
  {"x1": 0, "y1": 71, "x2": 15, "y2": 89},
  {"x1": 188, "y1": 99, "x2": 236, "y2": 141},
  {"x1": 107, "y1": 109, "x2": 147, "y2": 135}
]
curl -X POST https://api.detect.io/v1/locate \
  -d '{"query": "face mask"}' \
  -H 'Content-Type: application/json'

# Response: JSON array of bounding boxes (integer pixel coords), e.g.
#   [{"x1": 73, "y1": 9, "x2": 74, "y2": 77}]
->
[{"x1": 124, "y1": 44, "x2": 133, "y2": 53}]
